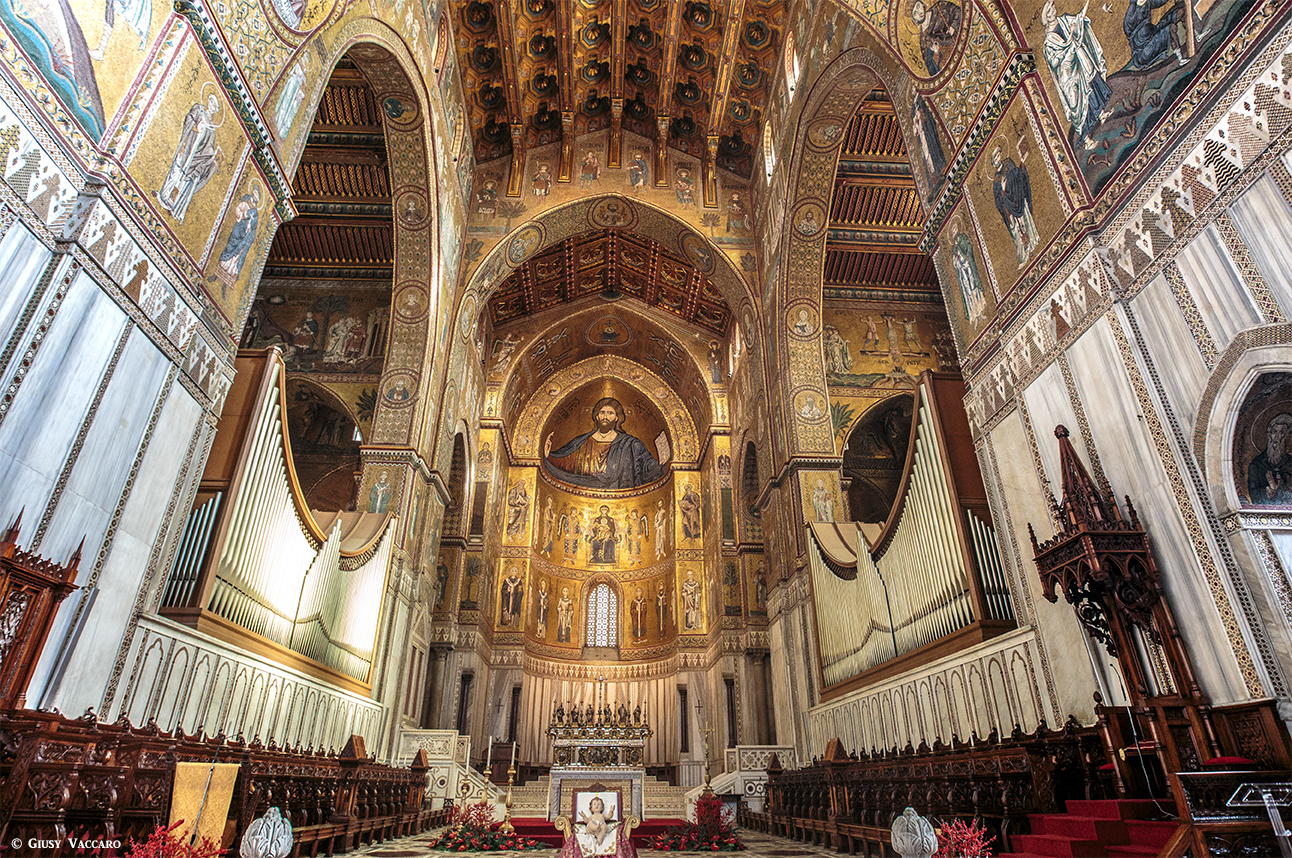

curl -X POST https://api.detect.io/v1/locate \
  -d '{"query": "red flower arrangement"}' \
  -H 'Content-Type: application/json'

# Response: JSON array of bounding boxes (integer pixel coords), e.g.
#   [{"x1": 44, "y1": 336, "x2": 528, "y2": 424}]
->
[
  {"x1": 126, "y1": 822, "x2": 222, "y2": 858},
  {"x1": 428, "y1": 801, "x2": 543, "y2": 852},
  {"x1": 650, "y1": 794, "x2": 744, "y2": 851},
  {"x1": 933, "y1": 818, "x2": 994, "y2": 858}
]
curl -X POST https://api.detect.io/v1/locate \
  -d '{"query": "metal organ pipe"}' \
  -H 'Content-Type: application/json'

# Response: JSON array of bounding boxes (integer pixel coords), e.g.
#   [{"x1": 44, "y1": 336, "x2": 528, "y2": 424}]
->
[
  {"x1": 169, "y1": 355, "x2": 394, "y2": 683},
  {"x1": 809, "y1": 377, "x2": 1012, "y2": 688}
]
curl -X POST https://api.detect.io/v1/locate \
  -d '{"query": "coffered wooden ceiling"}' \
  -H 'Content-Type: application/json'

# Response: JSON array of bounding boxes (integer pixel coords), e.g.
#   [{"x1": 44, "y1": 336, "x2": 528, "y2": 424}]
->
[
  {"x1": 488, "y1": 228, "x2": 731, "y2": 335},
  {"x1": 452, "y1": 0, "x2": 783, "y2": 180},
  {"x1": 825, "y1": 91, "x2": 939, "y2": 298},
  {"x1": 265, "y1": 61, "x2": 393, "y2": 281}
]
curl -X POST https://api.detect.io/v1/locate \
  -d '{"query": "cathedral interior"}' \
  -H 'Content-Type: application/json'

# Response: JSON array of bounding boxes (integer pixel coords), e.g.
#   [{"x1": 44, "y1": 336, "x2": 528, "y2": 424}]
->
[{"x1": 4, "y1": 0, "x2": 1292, "y2": 852}]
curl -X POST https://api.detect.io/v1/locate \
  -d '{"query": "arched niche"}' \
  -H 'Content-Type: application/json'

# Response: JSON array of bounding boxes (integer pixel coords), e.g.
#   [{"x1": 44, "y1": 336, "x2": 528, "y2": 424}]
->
[
  {"x1": 281, "y1": 28, "x2": 445, "y2": 457},
  {"x1": 508, "y1": 354, "x2": 700, "y2": 468},
  {"x1": 486, "y1": 303, "x2": 719, "y2": 441},
  {"x1": 540, "y1": 377, "x2": 671, "y2": 491},
  {"x1": 443, "y1": 431, "x2": 470, "y2": 539},
  {"x1": 842, "y1": 394, "x2": 914, "y2": 524},
  {"x1": 1230, "y1": 373, "x2": 1292, "y2": 509},
  {"x1": 281, "y1": 376, "x2": 362, "y2": 510},
  {"x1": 765, "y1": 43, "x2": 912, "y2": 465}
]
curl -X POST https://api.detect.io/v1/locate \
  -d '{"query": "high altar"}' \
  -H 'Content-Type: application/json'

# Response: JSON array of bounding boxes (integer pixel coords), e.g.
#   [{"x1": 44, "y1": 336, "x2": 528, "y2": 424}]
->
[{"x1": 545, "y1": 680, "x2": 652, "y2": 822}]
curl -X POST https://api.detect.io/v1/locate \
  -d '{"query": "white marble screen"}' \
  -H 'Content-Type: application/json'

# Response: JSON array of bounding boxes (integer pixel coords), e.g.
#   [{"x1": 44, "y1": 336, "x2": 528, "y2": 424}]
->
[
  {"x1": 0, "y1": 266, "x2": 129, "y2": 534},
  {"x1": 0, "y1": 220, "x2": 51, "y2": 348}
]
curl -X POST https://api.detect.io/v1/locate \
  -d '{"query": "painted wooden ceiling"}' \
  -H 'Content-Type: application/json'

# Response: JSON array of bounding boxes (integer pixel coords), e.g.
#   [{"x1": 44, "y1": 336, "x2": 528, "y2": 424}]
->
[
  {"x1": 265, "y1": 61, "x2": 394, "y2": 281},
  {"x1": 451, "y1": 0, "x2": 784, "y2": 178},
  {"x1": 487, "y1": 228, "x2": 731, "y2": 335},
  {"x1": 825, "y1": 92, "x2": 939, "y2": 298}
]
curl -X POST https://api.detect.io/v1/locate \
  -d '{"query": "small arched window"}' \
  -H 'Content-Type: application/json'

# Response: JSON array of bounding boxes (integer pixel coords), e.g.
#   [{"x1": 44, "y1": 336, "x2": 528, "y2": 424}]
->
[
  {"x1": 763, "y1": 121, "x2": 776, "y2": 177},
  {"x1": 784, "y1": 30, "x2": 800, "y2": 97},
  {"x1": 586, "y1": 582, "x2": 618, "y2": 646}
]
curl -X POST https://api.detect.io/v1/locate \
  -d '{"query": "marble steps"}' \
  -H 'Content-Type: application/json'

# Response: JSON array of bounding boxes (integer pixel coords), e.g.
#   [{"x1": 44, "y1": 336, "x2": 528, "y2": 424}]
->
[{"x1": 499, "y1": 774, "x2": 689, "y2": 819}]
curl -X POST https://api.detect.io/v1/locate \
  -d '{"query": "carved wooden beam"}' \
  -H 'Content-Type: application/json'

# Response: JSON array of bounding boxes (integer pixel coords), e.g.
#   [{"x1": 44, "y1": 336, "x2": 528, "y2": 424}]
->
[
  {"x1": 704, "y1": 135, "x2": 719, "y2": 208},
  {"x1": 703, "y1": 0, "x2": 745, "y2": 207},
  {"x1": 654, "y1": 0, "x2": 683, "y2": 187},
  {"x1": 833, "y1": 174, "x2": 916, "y2": 189},
  {"x1": 608, "y1": 0, "x2": 626, "y2": 168},
  {"x1": 495, "y1": 0, "x2": 526, "y2": 196},
  {"x1": 556, "y1": 0, "x2": 575, "y2": 182},
  {"x1": 559, "y1": 111, "x2": 575, "y2": 183}
]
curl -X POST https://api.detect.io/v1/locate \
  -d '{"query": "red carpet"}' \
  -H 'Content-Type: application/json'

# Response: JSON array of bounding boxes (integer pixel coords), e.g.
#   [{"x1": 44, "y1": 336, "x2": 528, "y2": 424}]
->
[
  {"x1": 508, "y1": 818, "x2": 690, "y2": 848},
  {"x1": 997, "y1": 799, "x2": 1178, "y2": 858}
]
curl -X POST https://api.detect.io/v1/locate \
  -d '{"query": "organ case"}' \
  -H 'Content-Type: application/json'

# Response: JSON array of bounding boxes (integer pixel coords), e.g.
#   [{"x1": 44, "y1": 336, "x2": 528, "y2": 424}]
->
[
  {"x1": 808, "y1": 372, "x2": 1015, "y2": 696},
  {"x1": 160, "y1": 349, "x2": 394, "y2": 691}
]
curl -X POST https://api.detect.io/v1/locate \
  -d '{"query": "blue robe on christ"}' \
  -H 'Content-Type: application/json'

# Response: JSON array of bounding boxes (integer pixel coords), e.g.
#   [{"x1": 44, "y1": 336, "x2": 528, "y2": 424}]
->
[{"x1": 544, "y1": 430, "x2": 665, "y2": 490}]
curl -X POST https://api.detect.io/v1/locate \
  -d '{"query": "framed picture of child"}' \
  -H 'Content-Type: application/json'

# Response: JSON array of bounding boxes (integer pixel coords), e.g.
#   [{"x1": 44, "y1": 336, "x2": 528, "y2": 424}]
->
[{"x1": 573, "y1": 789, "x2": 622, "y2": 856}]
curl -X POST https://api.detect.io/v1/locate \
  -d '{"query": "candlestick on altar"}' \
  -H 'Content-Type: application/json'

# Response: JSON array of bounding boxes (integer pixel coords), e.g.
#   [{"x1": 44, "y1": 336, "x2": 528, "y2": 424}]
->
[{"x1": 500, "y1": 764, "x2": 516, "y2": 835}]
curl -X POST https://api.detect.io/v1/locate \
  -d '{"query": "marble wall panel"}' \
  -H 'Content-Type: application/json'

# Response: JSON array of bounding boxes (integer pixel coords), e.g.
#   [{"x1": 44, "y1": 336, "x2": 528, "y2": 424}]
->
[
  {"x1": 39, "y1": 382, "x2": 202, "y2": 715},
  {"x1": 0, "y1": 220, "x2": 51, "y2": 348},
  {"x1": 1130, "y1": 273, "x2": 1209, "y2": 431},
  {"x1": 986, "y1": 411, "x2": 1093, "y2": 723},
  {"x1": 1020, "y1": 362, "x2": 1081, "y2": 499},
  {"x1": 0, "y1": 267, "x2": 128, "y2": 529},
  {"x1": 1176, "y1": 224, "x2": 1261, "y2": 351},
  {"x1": 1230, "y1": 174, "x2": 1292, "y2": 319},
  {"x1": 1066, "y1": 315, "x2": 1248, "y2": 702},
  {"x1": 37, "y1": 330, "x2": 170, "y2": 561}
]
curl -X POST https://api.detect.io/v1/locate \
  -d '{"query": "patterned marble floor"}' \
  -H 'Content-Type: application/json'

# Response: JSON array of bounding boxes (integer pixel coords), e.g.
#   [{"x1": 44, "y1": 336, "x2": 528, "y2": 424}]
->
[{"x1": 352, "y1": 827, "x2": 837, "y2": 857}]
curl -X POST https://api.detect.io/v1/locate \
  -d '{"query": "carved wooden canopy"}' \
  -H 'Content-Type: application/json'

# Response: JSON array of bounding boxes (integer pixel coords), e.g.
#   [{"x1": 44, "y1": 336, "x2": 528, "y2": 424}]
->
[{"x1": 1028, "y1": 424, "x2": 1160, "y2": 657}]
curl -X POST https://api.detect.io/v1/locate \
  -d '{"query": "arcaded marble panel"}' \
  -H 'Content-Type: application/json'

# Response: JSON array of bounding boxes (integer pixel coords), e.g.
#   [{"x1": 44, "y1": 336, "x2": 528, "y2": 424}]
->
[
  {"x1": 1065, "y1": 315, "x2": 1248, "y2": 703},
  {"x1": 34, "y1": 380, "x2": 202, "y2": 714},
  {"x1": 987, "y1": 410, "x2": 1097, "y2": 725},
  {"x1": 0, "y1": 269, "x2": 127, "y2": 529},
  {"x1": 1176, "y1": 224, "x2": 1261, "y2": 351},
  {"x1": 1230, "y1": 175, "x2": 1292, "y2": 320},
  {"x1": 0, "y1": 221, "x2": 51, "y2": 349},
  {"x1": 1130, "y1": 273, "x2": 1209, "y2": 432},
  {"x1": 39, "y1": 330, "x2": 170, "y2": 562}
]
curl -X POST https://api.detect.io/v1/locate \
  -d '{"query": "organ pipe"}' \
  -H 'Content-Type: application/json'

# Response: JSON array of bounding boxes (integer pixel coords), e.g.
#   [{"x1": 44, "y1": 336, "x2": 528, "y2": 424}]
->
[
  {"x1": 809, "y1": 372, "x2": 1015, "y2": 690},
  {"x1": 160, "y1": 348, "x2": 394, "y2": 684}
]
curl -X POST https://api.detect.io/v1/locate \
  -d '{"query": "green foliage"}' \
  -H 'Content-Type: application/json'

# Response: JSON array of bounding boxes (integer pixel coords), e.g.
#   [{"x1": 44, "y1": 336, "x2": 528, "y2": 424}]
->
[{"x1": 830, "y1": 401, "x2": 856, "y2": 441}]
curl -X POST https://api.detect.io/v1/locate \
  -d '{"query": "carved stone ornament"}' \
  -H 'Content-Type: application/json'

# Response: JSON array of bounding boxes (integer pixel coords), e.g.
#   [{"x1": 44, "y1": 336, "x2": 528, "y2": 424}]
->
[
  {"x1": 890, "y1": 807, "x2": 937, "y2": 858},
  {"x1": 240, "y1": 807, "x2": 294, "y2": 858}
]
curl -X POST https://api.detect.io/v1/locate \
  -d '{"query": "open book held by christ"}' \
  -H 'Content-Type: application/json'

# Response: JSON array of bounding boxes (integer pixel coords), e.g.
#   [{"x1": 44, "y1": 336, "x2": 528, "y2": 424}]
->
[{"x1": 543, "y1": 397, "x2": 669, "y2": 490}]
